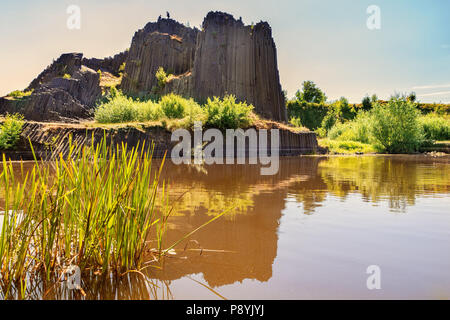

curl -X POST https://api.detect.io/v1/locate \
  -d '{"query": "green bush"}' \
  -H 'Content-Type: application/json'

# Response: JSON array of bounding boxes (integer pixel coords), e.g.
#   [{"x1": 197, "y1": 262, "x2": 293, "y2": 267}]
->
[
  {"x1": 136, "y1": 100, "x2": 164, "y2": 122},
  {"x1": 286, "y1": 100, "x2": 328, "y2": 130},
  {"x1": 204, "y1": 95, "x2": 253, "y2": 129},
  {"x1": 327, "y1": 111, "x2": 371, "y2": 144},
  {"x1": 7, "y1": 90, "x2": 33, "y2": 100},
  {"x1": 159, "y1": 93, "x2": 201, "y2": 119},
  {"x1": 95, "y1": 90, "x2": 254, "y2": 130},
  {"x1": 320, "y1": 109, "x2": 338, "y2": 133},
  {"x1": 95, "y1": 91, "x2": 138, "y2": 123},
  {"x1": 289, "y1": 116, "x2": 303, "y2": 128},
  {"x1": 0, "y1": 114, "x2": 24, "y2": 150},
  {"x1": 419, "y1": 114, "x2": 450, "y2": 140},
  {"x1": 370, "y1": 97, "x2": 424, "y2": 153}
]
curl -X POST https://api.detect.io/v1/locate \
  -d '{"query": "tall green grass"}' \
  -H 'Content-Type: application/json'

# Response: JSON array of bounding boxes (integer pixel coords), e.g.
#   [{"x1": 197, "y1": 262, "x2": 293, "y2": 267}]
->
[
  {"x1": 0, "y1": 137, "x2": 228, "y2": 299},
  {"x1": 418, "y1": 113, "x2": 450, "y2": 141}
]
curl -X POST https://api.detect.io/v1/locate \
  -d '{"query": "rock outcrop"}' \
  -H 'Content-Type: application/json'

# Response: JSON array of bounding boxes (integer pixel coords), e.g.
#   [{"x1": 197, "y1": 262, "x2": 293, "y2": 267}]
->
[
  {"x1": 82, "y1": 50, "x2": 128, "y2": 76},
  {"x1": 26, "y1": 53, "x2": 83, "y2": 91},
  {"x1": 0, "y1": 65, "x2": 101, "y2": 122},
  {"x1": 120, "y1": 17, "x2": 198, "y2": 93},
  {"x1": 2, "y1": 11, "x2": 288, "y2": 122},
  {"x1": 121, "y1": 12, "x2": 287, "y2": 121},
  {"x1": 190, "y1": 12, "x2": 286, "y2": 121}
]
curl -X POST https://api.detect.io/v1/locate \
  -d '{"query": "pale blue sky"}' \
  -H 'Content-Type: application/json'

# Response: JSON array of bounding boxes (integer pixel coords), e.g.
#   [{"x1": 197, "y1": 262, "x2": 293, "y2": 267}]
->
[{"x1": 1, "y1": 0, "x2": 449, "y2": 102}]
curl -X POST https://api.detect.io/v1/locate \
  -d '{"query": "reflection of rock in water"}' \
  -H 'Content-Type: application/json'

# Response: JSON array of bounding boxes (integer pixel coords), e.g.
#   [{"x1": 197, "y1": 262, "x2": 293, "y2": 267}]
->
[{"x1": 152, "y1": 157, "x2": 326, "y2": 287}]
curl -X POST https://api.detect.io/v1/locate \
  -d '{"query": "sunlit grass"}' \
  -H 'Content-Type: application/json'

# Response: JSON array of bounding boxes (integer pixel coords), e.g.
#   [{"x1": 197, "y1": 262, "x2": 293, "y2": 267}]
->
[{"x1": 0, "y1": 136, "x2": 228, "y2": 299}]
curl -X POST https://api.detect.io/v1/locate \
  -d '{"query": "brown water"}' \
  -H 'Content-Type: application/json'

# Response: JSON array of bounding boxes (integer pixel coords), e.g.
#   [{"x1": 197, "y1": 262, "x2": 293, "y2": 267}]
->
[{"x1": 5, "y1": 155, "x2": 450, "y2": 299}]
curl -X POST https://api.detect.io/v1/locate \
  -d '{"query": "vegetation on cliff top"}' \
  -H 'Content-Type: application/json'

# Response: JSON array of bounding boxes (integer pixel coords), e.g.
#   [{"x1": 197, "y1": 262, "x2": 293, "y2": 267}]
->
[{"x1": 94, "y1": 87, "x2": 255, "y2": 130}]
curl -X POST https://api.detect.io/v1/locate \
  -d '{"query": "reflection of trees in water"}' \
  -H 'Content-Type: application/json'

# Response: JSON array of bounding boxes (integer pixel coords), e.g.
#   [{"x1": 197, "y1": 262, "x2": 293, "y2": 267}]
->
[{"x1": 317, "y1": 156, "x2": 449, "y2": 212}]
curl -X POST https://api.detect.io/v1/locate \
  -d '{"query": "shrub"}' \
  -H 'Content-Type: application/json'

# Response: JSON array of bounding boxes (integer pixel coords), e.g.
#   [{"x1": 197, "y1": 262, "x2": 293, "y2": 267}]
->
[
  {"x1": 289, "y1": 116, "x2": 303, "y2": 128},
  {"x1": 0, "y1": 114, "x2": 24, "y2": 150},
  {"x1": 321, "y1": 109, "x2": 337, "y2": 132},
  {"x1": 286, "y1": 100, "x2": 328, "y2": 130},
  {"x1": 327, "y1": 111, "x2": 371, "y2": 144},
  {"x1": 419, "y1": 114, "x2": 450, "y2": 140},
  {"x1": 370, "y1": 97, "x2": 424, "y2": 153},
  {"x1": 136, "y1": 100, "x2": 164, "y2": 122},
  {"x1": 6, "y1": 90, "x2": 33, "y2": 100},
  {"x1": 319, "y1": 138, "x2": 375, "y2": 154},
  {"x1": 155, "y1": 67, "x2": 171, "y2": 92},
  {"x1": 95, "y1": 91, "x2": 138, "y2": 123},
  {"x1": 160, "y1": 93, "x2": 201, "y2": 119},
  {"x1": 204, "y1": 95, "x2": 253, "y2": 129}
]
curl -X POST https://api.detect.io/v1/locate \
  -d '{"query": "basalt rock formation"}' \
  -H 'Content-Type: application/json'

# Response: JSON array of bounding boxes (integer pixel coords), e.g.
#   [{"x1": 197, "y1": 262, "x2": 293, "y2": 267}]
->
[
  {"x1": 1, "y1": 11, "x2": 287, "y2": 122},
  {"x1": 122, "y1": 12, "x2": 287, "y2": 121},
  {"x1": 120, "y1": 17, "x2": 198, "y2": 93},
  {"x1": 189, "y1": 12, "x2": 287, "y2": 121},
  {"x1": 0, "y1": 63, "x2": 101, "y2": 122},
  {"x1": 0, "y1": 51, "x2": 130, "y2": 122}
]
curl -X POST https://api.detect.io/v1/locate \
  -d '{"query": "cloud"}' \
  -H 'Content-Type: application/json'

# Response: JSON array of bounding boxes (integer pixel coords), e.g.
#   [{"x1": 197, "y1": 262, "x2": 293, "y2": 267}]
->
[
  {"x1": 412, "y1": 84, "x2": 450, "y2": 90},
  {"x1": 417, "y1": 91, "x2": 450, "y2": 97}
]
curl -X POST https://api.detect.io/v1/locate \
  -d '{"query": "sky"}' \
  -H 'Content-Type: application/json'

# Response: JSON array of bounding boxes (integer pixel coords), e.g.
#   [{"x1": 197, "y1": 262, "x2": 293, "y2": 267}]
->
[{"x1": 0, "y1": 0, "x2": 449, "y2": 103}]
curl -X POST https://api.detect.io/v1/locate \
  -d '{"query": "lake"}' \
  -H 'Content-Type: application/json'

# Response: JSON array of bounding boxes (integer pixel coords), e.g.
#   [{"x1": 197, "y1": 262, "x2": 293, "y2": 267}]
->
[{"x1": 3, "y1": 155, "x2": 450, "y2": 299}]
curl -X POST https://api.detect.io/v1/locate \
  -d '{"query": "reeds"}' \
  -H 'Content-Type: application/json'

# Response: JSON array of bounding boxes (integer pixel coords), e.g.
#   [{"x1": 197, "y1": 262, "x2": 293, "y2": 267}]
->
[{"x1": 0, "y1": 136, "x2": 227, "y2": 299}]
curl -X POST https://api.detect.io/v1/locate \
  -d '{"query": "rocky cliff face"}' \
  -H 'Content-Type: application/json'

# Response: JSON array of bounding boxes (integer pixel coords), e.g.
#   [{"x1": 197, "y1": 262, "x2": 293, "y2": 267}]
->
[
  {"x1": 1, "y1": 64, "x2": 101, "y2": 122},
  {"x1": 189, "y1": 12, "x2": 286, "y2": 121},
  {"x1": 122, "y1": 12, "x2": 287, "y2": 121},
  {"x1": 120, "y1": 17, "x2": 198, "y2": 94}
]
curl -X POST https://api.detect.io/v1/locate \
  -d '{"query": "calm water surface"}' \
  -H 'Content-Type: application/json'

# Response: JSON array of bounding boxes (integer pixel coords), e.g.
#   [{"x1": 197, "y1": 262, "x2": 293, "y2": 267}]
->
[{"x1": 6, "y1": 155, "x2": 450, "y2": 299}]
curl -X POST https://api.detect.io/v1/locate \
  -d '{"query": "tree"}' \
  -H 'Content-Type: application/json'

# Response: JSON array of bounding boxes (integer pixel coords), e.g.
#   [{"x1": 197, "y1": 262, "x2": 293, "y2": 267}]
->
[
  {"x1": 371, "y1": 94, "x2": 378, "y2": 103},
  {"x1": 407, "y1": 91, "x2": 417, "y2": 103},
  {"x1": 295, "y1": 81, "x2": 327, "y2": 104},
  {"x1": 362, "y1": 95, "x2": 372, "y2": 111},
  {"x1": 370, "y1": 97, "x2": 424, "y2": 153}
]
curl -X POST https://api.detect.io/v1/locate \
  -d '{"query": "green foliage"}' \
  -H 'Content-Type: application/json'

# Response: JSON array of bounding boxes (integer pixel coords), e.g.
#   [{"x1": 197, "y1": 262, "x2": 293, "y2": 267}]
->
[
  {"x1": 407, "y1": 91, "x2": 417, "y2": 103},
  {"x1": 95, "y1": 90, "x2": 253, "y2": 130},
  {"x1": 204, "y1": 95, "x2": 254, "y2": 129},
  {"x1": 286, "y1": 100, "x2": 328, "y2": 130},
  {"x1": 327, "y1": 111, "x2": 371, "y2": 144},
  {"x1": 289, "y1": 116, "x2": 303, "y2": 128},
  {"x1": 0, "y1": 137, "x2": 230, "y2": 299},
  {"x1": 295, "y1": 81, "x2": 327, "y2": 104},
  {"x1": 331, "y1": 97, "x2": 356, "y2": 121},
  {"x1": 0, "y1": 114, "x2": 24, "y2": 150},
  {"x1": 155, "y1": 67, "x2": 171, "y2": 92},
  {"x1": 419, "y1": 113, "x2": 450, "y2": 140},
  {"x1": 63, "y1": 73, "x2": 72, "y2": 79},
  {"x1": 118, "y1": 62, "x2": 126, "y2": 73},
  {"x1": 362, "y1": 95, "x2": 372, "y2": 111},
  {"x1": 370, "y1": 97, "x2": 424, "y2": 153},
  {"x1": 160, "y1": 93, "x2": 201, "y2": 119},
  {"x1": 319, "y1": 138, "x2": 376, "y2": 154},
  {"x1": 6, "y1": 90, "x2": 33, "y2": 100},
  {"x1": 95, "y1": 90, "x2": 139, "y2": 123},
  {"x1": 320, "y1": 108, "x2": 338, "y2": 133}
]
